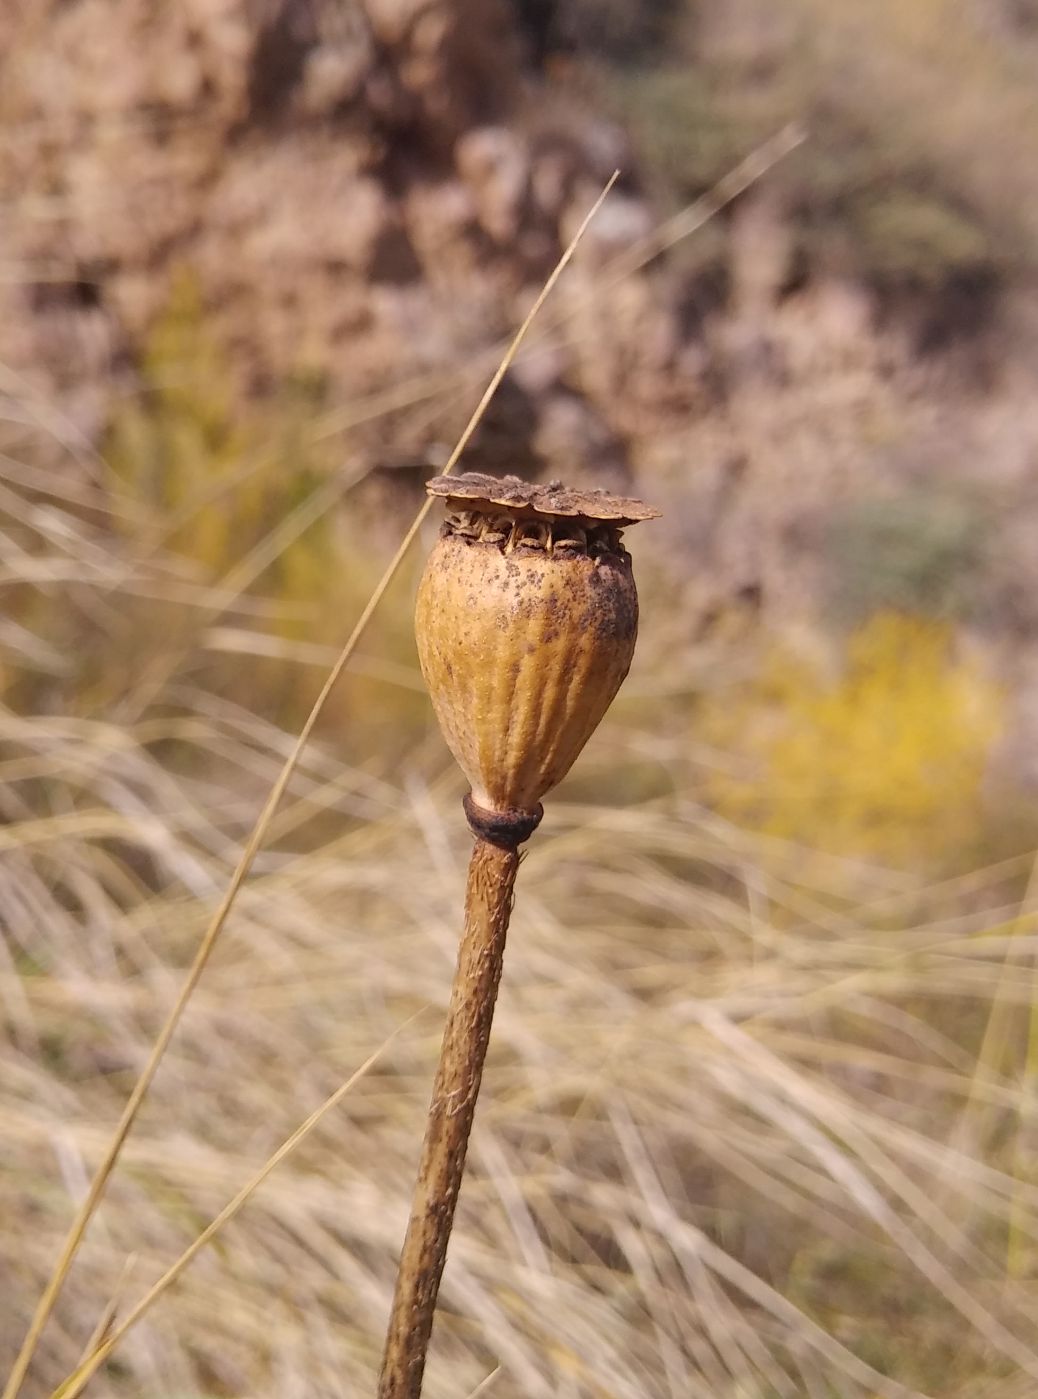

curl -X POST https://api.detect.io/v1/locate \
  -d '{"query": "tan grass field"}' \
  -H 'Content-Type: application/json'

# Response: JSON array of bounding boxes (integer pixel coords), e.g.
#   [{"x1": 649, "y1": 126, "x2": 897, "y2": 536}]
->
[
  {"x1": 6, "y1": 2, "x2": 1038, "y2": 1382},
  {"x1": 4, "y1": 448, "x2": 1038, "y2": 1398}
]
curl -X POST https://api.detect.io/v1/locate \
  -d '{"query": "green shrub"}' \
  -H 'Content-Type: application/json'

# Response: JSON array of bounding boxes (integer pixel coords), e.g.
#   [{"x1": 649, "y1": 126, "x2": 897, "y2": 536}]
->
[
  {"x1": 824, "y1": 489, "x2": 989, "y2": 625},
  {"x1": 847, "y1": 189, "x2": 992, "y2": 287}
]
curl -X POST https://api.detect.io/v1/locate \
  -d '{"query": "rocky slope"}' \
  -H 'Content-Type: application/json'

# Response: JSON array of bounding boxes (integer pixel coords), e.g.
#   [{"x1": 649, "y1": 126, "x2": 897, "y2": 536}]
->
[{"x1": 0, "y1": 0, "x2": 687, "y2": 482}]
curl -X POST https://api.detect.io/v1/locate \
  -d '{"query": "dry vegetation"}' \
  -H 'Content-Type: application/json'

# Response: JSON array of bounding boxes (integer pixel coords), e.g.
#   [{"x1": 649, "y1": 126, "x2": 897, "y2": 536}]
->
[
  {"x1": 6, "y1": 1, "x2": 1038, "y2": 1397},
  {"x1": 4, "y1": 364, "x2": 1038, "y2": 1398}
]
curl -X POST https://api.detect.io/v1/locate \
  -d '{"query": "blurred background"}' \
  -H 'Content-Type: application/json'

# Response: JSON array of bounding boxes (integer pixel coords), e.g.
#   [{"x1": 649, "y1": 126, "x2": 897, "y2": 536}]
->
[{"x1": 5, "y1": 1, "x2": 1038, "y2": 1395}]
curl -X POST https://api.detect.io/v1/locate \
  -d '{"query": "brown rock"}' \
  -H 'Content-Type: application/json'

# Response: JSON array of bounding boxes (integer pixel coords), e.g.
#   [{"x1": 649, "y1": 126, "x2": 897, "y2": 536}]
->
[{"x1": 455, "y1": 127, "x2": 530, "y2": 243}]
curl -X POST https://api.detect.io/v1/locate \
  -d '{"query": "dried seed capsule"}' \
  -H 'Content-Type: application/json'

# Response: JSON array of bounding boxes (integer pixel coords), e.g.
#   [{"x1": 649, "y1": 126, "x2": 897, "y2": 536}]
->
[{"x1": 415, "y1": 473, "x2": 659, "y2": 827}]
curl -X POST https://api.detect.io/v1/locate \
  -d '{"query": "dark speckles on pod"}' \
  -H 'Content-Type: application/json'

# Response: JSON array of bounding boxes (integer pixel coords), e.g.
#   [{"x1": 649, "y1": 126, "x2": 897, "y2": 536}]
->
[{"x1": 415, "y1": 472, "x2": 659, "y2": 816}]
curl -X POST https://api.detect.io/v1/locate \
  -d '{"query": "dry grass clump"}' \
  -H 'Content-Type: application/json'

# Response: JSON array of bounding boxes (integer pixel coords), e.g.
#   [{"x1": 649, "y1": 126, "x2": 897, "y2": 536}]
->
[
  {"x1": 7, "y1": 696, "x2": 1038, "y2": 1397},
  {"x1": 4, "y1": 440, "x2": 1038, "y2": 1398}
]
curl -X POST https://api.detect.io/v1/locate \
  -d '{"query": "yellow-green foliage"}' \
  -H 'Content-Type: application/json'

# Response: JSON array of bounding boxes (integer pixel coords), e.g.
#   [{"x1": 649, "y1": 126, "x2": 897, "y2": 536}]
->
[
  {"x1": 107, "y1": 268, "x2": 319, "y2": 575},
  {"x1": 851, "y1": 189, "x2": 990, "y2": 287},
  {"x1": 703, "y1": 612, "x2": 1004, "y2": 865},
  {"x1": 102, "y1": 270, "x2": 426, "y2": 742}
]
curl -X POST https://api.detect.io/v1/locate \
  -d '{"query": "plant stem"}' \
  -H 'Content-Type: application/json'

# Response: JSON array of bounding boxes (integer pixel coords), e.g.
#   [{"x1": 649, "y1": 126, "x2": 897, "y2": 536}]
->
[{"x1": 378, "y1": 836, "x2": 519, "y2": 1399}]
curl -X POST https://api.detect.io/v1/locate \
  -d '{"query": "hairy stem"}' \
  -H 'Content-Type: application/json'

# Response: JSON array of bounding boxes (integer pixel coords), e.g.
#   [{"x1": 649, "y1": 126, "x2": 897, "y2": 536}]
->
[{"x1": 378, "y1": 837, "x2": 519, "y2": 1398}]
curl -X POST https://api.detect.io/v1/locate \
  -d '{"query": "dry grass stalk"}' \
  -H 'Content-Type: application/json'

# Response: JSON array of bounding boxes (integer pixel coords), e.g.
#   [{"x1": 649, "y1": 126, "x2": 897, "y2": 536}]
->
[{"x1": 379, "y1": 475, "x2": 658, "y2": 1397}]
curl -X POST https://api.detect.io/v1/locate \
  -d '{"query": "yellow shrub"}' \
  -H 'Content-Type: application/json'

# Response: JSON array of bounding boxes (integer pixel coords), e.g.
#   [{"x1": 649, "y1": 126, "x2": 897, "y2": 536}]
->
[
  {"x1": 100, "y1": 270, "x2": 427, "y2": 743},
  {"x1": 106, "y1": 268, "x2": 253, "y2": 569},
  {"x1": 703, "y1": 612, "x2": 1004, "y2": 865}
]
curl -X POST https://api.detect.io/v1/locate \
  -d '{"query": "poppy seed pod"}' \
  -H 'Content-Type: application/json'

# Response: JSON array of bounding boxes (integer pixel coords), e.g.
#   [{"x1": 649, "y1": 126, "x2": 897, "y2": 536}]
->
[{"x1": 415, "y1": 473, "x2": 659, "y2": 839}]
